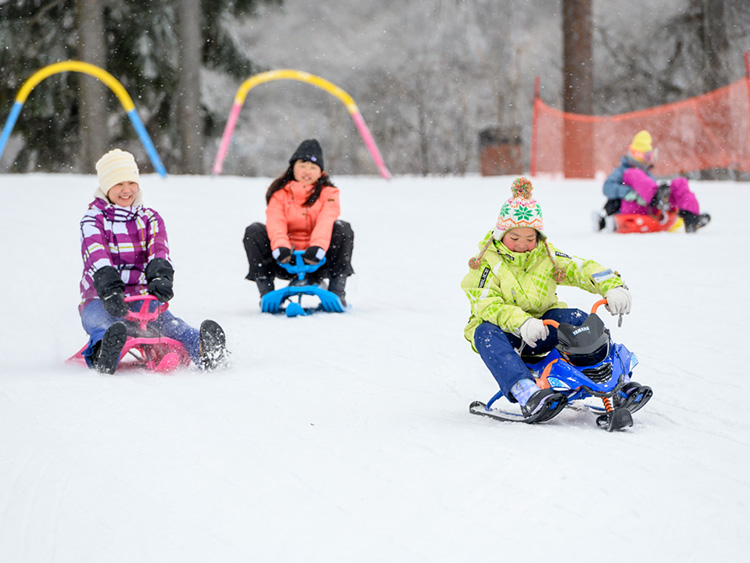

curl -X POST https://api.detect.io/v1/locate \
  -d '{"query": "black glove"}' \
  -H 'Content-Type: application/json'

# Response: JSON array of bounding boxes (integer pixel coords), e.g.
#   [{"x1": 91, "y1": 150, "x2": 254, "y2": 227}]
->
[
  {"x1": 302, "y1": 246, "x2": 325, "y2": 265},
  {"x1": 145, "y1": 258, "x2": 174, "y2": 302},
  {"x1": 273, "y1": 247, "x2": 292, "y2": 264},
  {"x1": 93, "y1": 266, "x2": 129, "y2": 317},
  {"x1": 650, "y1": 183, "x2": 671, "y2": 212}
]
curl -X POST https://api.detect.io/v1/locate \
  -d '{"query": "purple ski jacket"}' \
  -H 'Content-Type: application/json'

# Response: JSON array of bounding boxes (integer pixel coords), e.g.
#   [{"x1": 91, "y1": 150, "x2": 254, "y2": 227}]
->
[{"x1": 79, "y1": 198, "x2": 170, "y2": 313}]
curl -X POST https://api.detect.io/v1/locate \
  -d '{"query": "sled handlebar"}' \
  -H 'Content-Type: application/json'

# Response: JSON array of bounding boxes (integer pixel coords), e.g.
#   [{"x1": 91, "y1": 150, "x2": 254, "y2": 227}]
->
[
  {"x1": 278, "y1": 250, "x2": 327, "y2": 280},
  {"x1": 541, "y1": 299, "x2": 613, "y2": 329},
  {"x1": 591, "y1": 299, "x2": 608, "y2": 314},
  {"x1": 124, "y1": 295, "x2": 170, "y2": 330}
]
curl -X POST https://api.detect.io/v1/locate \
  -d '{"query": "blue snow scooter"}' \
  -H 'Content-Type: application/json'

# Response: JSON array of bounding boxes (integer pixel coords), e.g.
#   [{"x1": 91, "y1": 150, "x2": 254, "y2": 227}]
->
[
  {"x1": 261, "y1": 250, "x2": 346, "y2": 317},
  {"x1": 470, "y1": 299, "x2": 652, "y2": 431}
]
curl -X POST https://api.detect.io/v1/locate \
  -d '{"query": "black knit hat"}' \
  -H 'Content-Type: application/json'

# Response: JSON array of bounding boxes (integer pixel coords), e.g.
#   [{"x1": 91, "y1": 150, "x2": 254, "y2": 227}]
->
[{"x1": 289, "y1": 139, "x2": 324, "y2": 171}]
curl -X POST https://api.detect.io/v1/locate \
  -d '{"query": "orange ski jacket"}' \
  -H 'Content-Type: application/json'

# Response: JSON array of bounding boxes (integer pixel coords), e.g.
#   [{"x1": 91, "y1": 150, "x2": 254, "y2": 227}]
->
[{"x1": 266, "y1": 180, "x2": 341, "y2": 251}]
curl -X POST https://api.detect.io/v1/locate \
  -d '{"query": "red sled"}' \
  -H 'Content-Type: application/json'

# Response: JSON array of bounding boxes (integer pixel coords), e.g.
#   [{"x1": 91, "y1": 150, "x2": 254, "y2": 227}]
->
[
  {"x1": 68, "y1": 295, "x2": 191, "y2": 373},
  {"x1": 615, "y1": 211, "x2": 683, "y2": 234}
]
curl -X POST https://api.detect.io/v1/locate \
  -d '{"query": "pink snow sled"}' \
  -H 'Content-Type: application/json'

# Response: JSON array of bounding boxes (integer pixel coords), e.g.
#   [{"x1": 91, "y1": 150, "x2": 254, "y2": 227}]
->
[
  {"x1": 614, "y1": 211, "x2": 683, "y2": 234},
  {"x1": 68, "y1": 295, "x2": 191, "y2": 373}
]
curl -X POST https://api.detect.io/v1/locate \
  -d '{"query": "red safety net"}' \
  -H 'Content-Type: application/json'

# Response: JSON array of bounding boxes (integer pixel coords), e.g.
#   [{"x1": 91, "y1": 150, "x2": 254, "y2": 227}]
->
[{"x1": 531, "y1": 77, "x2": 750, "y2": 178}]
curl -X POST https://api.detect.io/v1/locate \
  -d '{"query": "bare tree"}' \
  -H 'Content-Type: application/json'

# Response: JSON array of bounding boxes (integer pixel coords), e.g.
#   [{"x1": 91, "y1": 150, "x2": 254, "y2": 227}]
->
[
  {"x1": 76, "y1": 0, "x2": 107, "y2": 170},
  {"x1": 562, "y1": 0, "x2": 593, "y2": 177},
  {"x1": 177, "y1": 0, "x2": 203, "y2": 174}
]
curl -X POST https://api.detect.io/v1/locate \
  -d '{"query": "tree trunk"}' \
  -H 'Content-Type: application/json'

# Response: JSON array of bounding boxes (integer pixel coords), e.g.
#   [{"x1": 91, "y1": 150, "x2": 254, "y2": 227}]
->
[
  {"x1": 76, "y1": 0, "x2": 107, "y2": 172},
  {"x1": 177, "y1": 0, "x2": 203, "y2": 174},
  {"x1": 562, "y1": 0, "x2": 594, "y2": 178},
  {"x1": 699, "y1": 0, "x2": 729, "y2": 91}
]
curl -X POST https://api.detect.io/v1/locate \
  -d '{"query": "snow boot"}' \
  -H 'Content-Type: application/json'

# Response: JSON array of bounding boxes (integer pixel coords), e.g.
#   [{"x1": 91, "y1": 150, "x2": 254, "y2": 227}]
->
[
  {"x1": 94, "y1": 321, "x2": 128, "y2": 375},
  {"x1": 592, "y1": 210, "x2": 617, "y2": 232},
  {"x1": 512, "y1": 380, "x2": 567, "y2": 423},
  {"x1": 327, "y1": 276, "x2": 347, "y2": 307},
  {"x1": 592, "y1": 210, "x2": 607, "y2": 232},
  {"x1": 199, "y1": 320, "x2": 228, "y2": 370},
  {"x1": 679, "y1": 210, "x2": 711, "y2": 233},
  {"x1": 256, "y1": 277, "x2": 275, "y2": 297},
  {"x1": 614, "y1": 382, "x2": 653, "y2": 414},
  {"x1": 521, "y1": 388, "x2": 568, "y2": 423}
]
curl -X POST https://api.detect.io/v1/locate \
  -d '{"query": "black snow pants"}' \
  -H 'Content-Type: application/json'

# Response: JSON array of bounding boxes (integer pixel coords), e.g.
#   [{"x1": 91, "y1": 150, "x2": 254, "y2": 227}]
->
[{"x1": 243, "y1": 220, "x2": 354, "y2": 282}]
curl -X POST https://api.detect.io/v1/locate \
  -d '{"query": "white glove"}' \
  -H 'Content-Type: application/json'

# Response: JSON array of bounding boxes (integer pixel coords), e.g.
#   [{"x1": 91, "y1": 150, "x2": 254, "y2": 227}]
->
[
  {"x1": 519, "y1": 318, "x2": 549, "y2": 348},
  {"x1": 605, "y1": 287, "x2": 632, "y2": 315}
]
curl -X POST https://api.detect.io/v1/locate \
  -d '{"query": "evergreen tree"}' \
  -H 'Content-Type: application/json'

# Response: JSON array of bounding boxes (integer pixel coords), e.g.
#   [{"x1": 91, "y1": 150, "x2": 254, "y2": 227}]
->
[{"x1": 0, "y1": 0, "x2": 279, "y2": 173}]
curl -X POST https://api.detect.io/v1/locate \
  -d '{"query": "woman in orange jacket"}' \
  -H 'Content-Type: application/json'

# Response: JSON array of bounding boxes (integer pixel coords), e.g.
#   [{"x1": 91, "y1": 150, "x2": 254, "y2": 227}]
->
[{"x1": 243, "y1": 139, "x2": 354, "y2": 306}]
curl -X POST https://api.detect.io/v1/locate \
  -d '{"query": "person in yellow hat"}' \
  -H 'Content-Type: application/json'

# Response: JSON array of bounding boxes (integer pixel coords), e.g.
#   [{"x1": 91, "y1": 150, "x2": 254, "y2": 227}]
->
[{"x1": 594, "y1": 130, "x2": 710, "y2": 233}]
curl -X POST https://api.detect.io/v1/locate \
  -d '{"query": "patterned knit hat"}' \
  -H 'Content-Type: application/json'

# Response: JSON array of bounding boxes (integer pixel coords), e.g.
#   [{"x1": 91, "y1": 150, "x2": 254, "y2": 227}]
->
[
  {"x1": 94, "y1": 149, "x2": 143, "y2": 205},
  {"x1": 469, "y1": 177, "x2": 565, "y2": 281},
  {"x1": 493, "y1": 177, "x2": 544, "y2": 237}
]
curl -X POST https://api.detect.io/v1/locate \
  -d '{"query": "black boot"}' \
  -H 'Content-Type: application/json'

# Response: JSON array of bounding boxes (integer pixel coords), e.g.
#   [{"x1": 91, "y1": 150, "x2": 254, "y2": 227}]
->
[
  {"x1": 94, "y1": 321, "x2": 128, "y2": 374},
  {"x1": 328, "y1": 276, "x2": 347, "y2": 307},
  {"x1": 679, "y1": 210, "x2": 711, "y2": 233},
  {"x1": 199, "y1": 320, "x2": 228, "y2": 370},
  {"x1": 256, "y1": 277, "x2": 275, "y2": 296},
  {"x1": 521, "y1": 388, "x2": 567, "y2": 423},
  {"x1": 592, "y1": 210, "x2": 607, "y2": 232}
]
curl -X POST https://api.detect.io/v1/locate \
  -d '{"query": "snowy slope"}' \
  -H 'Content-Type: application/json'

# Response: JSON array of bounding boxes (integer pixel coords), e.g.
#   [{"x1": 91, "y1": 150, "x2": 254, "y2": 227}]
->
[{"x1": 0, "y1": 174, "x2": 748, "y2": 562}]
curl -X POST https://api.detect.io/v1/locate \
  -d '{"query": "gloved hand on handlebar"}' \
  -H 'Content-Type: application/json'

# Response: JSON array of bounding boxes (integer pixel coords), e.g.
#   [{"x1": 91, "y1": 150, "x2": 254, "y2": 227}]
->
[
  {"x1": 272, "y1": 247, "x2": 292, "y2": 264},
  {"x1": 145, "y1": 258, "x2": 174, "y2": 303},
  {"x1": 93, "y1": 266, "x2": 129, "y2": 317},
  {"x1": 302, "y1": 246, "x2": 326, "y2": 265},
  {"x1": 519, "y1": 318, "x2": 549, "y2": 348},
  {"x1": 604, "y1": 287, "x2": 632, "y2": 315}
]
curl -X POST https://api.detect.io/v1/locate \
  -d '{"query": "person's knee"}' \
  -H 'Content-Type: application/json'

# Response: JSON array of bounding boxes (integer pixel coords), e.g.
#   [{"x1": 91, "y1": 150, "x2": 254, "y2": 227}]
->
[
  {"x1": 474, "y1": 322, "x2": 503, "y2": 348},
  {"x1": 669, "y1": 177, "x2": 689, "y2": 191},
  {"x1": 333, "y1": 220, "x2": 353, "y2": 237},
  {"x1": 244, "y1": 222, "x2": 266, "y2": 241}
]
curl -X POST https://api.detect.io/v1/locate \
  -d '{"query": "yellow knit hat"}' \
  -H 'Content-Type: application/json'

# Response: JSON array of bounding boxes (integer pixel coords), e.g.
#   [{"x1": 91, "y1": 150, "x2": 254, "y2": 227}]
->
[{"x1": 628, "y1": 130, "x2": 655, "y2": 163}]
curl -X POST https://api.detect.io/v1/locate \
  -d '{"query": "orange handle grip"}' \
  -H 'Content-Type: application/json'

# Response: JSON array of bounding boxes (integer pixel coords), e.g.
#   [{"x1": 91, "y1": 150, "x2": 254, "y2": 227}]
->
[{"x1": 591, "y1": 299, "x2": 607, "y2": 314}]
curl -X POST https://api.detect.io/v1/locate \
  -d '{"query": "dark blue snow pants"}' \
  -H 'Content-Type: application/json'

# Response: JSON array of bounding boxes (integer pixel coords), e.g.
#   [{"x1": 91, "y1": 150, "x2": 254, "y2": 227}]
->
[{"x1": 474, "y1": 308, "x2": 588, "y2": 402}]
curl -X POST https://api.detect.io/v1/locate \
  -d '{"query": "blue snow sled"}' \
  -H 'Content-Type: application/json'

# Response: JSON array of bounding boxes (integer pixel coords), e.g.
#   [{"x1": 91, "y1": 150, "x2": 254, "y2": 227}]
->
[
  {"x1": 261, "y1": 251, "x2": 346, "y2": 317},
  {"x1": 470, "y1": 299, "x2": 652, "y2": 431}
]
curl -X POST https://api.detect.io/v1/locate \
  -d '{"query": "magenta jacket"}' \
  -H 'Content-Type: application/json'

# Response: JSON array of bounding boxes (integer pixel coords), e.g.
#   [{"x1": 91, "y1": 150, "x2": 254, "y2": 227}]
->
[{"x1": 79, "y1": 198, "x2": 170, "y2": 313}]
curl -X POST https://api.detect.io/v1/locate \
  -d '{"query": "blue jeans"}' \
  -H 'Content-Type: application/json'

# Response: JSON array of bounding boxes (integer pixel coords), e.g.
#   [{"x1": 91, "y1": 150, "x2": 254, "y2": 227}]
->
[
  {"x1": 80, "y1": 300, "x2": 202, "y2": 367},
  {"x1": 474, "y1": 308, "x2": 588, "y2": 402}
]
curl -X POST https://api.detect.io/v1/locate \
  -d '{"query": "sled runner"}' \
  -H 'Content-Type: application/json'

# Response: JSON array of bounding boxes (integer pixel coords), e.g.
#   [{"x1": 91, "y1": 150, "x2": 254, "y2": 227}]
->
[
  {"x1": 470, "y1": 299, "x2": 652, "y2": 431},
  {"x1": 68, "y1": 295, "x2": 191, "y2": 373},
  {"x1": 261, "y1": 251, "x2": 346, "y2": 316}
]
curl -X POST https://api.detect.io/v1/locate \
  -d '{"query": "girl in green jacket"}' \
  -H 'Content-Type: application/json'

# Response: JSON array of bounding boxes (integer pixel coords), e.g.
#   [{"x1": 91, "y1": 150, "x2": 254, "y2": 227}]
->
[{"x1": 461, "y1": 177, "x2": 631, "y2": 423}]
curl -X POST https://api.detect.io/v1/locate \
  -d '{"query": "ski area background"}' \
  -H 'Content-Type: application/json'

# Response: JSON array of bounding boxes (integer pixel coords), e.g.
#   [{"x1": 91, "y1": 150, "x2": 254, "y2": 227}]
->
[{"x1": 0, "y1": 172, "x2": 747, "y2": 562}]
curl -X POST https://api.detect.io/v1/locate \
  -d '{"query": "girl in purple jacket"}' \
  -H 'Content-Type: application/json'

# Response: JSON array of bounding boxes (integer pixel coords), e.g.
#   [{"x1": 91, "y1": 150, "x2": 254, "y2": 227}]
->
[{"x1": 79, "y1": 149, "x2": 227, "y2": 374}]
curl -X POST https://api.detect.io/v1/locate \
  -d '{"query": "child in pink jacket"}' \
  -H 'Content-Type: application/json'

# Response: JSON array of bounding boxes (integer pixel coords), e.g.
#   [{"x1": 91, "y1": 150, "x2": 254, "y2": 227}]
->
[
  {"x1": 243, "y1": 139, "x2": 354, "y2": 306},
  {"x1": 595, "y1": 130, "x2": 711, "y2": 233}
]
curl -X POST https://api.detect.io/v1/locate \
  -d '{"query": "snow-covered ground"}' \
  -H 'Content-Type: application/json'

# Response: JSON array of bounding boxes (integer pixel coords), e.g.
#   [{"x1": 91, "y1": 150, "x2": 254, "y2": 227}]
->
[{"x1": 0, "y1": 173, "x2": 747, "y2": 562}]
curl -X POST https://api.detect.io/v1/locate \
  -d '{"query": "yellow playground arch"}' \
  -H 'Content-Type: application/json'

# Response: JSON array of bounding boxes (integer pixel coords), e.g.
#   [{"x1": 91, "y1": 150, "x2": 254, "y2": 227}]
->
[
  {"x1": 212, "y1": 69, "x2": 390, "y2": 179},
  {"x1": 0, "y1": 60, "x2": 166, "y2": 176}
]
